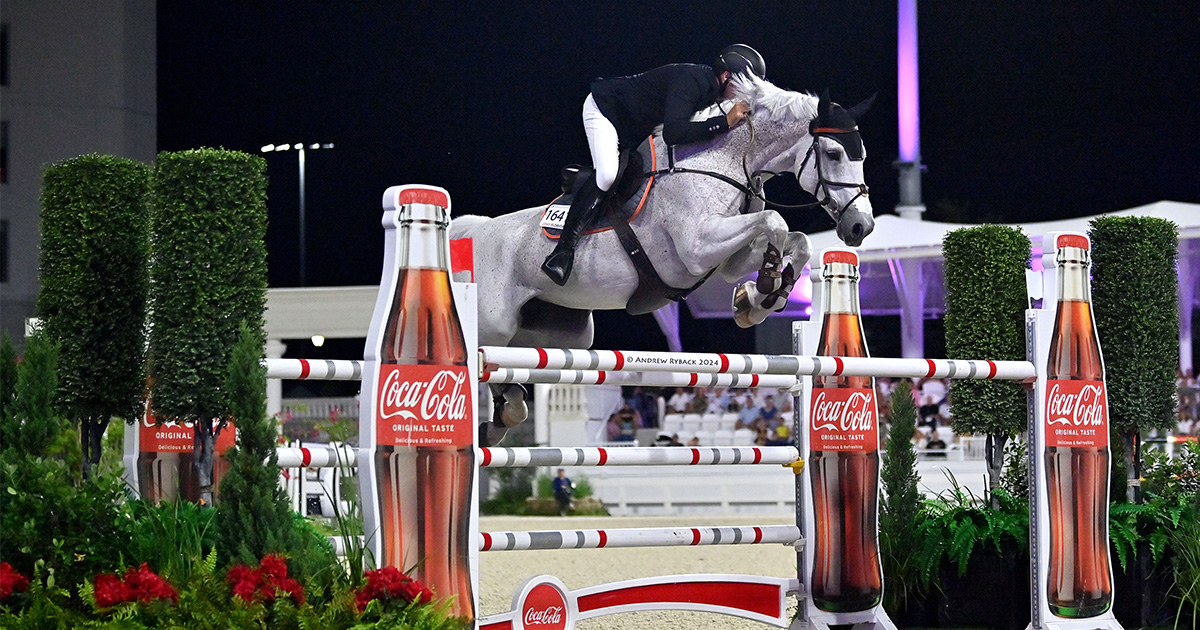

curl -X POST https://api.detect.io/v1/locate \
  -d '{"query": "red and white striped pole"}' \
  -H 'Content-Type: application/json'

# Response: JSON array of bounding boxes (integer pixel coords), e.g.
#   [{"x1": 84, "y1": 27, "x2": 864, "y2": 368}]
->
[
  {"x1": 479, "y1": 524, "x2": 802, "y2": 552},
  {"x1": 479, "y1": 346, "x2": 1036, "y2": 382}
]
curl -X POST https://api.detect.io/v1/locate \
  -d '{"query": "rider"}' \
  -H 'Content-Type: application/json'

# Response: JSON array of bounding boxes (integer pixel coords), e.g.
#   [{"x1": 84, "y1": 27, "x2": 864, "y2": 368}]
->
[{"x1": 541, "y1": 44, "x2": 767, "y2": 286}]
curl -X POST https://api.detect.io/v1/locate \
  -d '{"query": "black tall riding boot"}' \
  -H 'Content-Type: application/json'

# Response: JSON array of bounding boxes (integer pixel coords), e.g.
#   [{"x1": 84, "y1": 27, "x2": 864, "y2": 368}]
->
[{"x1": 541, "y1": 182, "x2": 609, "y2": 286}]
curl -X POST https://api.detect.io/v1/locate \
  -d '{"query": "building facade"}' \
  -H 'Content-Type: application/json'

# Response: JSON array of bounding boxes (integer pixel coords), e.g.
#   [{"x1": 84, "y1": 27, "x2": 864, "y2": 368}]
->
[{"x1": 0, "y1": 0, "x2": 156, "y2": 347}]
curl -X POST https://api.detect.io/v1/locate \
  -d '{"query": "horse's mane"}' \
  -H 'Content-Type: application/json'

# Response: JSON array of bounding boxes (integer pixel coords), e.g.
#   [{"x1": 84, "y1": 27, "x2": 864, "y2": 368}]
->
[{"x1": 691, "y1": 73, "x2": 818, "y2": 125}]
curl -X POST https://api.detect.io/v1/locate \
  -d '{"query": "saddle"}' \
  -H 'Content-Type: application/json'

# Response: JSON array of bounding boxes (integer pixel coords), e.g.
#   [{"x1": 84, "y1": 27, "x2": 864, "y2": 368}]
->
[
  {"x1": 539, "y1": 137, "x2": 714, "y2": 316},
  {"x1": 539, "y1": 139, "x2": 654, "y2": 239}
]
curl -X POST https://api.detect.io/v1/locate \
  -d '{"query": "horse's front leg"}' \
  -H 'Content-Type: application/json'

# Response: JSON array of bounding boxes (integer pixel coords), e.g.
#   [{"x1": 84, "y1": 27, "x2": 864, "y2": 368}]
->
[
  {"x1": 675, "y1": 210, "x2": 789, "y2": 278},
  {"x1": 732, "y1": 231, "x2": 812, "y2": 328}
]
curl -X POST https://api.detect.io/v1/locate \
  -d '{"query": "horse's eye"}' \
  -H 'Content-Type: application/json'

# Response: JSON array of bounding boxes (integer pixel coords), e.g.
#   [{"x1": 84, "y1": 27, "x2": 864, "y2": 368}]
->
[{"x1": 825, "y1": 149, "x2": 843, "y2": 160}]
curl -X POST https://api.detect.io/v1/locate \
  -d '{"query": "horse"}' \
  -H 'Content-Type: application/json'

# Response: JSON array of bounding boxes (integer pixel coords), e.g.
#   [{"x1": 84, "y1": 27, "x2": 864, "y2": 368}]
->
[{"x1": 450, "y1": 74, "x2": 875, "y2": 443}]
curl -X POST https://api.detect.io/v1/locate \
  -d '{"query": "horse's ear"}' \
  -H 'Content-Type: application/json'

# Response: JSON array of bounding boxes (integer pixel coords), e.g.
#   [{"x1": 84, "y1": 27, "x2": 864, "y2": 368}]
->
[
  {"x1": 847, "y1": 92, "x2": 877, "y2": 121},
  {"x1": 818, "y1": 89, "x2": 832, "y2": 116}
]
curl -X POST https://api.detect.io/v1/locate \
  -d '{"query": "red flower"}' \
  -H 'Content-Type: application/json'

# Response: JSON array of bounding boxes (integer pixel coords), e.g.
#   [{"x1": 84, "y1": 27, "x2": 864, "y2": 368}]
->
[
  {"x1": 226, "y1": 555, "x2": 305, "y2": 606},
  {"x1": 0, "y1": 563, "x2": 30, "y2": 600},
  {"x1": 92, "y1": 565, "x2": 177, "y2": 608},
  {"x1": 354, "y1": 567, "x2": 435, "y2": 612},
  {"x1": 124, "y1": 564, "x2": 179, "y2": 604}
]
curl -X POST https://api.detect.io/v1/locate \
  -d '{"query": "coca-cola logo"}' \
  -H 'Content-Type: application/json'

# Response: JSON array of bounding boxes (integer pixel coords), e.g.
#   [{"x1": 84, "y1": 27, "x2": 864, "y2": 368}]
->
[
  {"x1": 143, "y1": 416, "x2": 195, "y2": 429},
  {"x1": 811, "y1": 390, "x2": 875, "y2": 432},
  {"x1": 519, "y1": 582, "x2": 569, "y2": 630},
  {"x1": 1046, "y1": 381, "x2": 1106, "y2": 428},
  {"x1": 378, "y1": 367, "x2": 468, "y2": 422}
]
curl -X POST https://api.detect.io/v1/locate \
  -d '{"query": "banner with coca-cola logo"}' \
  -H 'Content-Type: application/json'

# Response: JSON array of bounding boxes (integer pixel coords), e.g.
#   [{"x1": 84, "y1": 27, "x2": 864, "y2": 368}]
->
[
  {"x1": 138, "y1": 416, "x2": 236, "y2": 453},
  {"x1": 1044, "y1": 380, "x2": 1108, "y2": 448},
  {"x1": 516, "y1": 580, "x2": 570, "y2": 630},
  {"x1": 375, "y1": 364, "x2": 473, "y2": 447},
  {"x1": 809, "y1": 388, "x2": 878, "y2": 452}
]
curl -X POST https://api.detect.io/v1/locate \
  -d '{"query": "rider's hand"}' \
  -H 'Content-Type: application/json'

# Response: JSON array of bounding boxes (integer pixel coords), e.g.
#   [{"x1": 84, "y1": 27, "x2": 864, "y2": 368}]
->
[{"x1": 726, "y1": 101, "x2": 751, "y2": 128}]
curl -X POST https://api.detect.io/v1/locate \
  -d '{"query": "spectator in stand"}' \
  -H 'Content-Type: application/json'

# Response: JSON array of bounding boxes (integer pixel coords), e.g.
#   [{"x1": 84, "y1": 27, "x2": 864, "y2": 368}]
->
[
  {"x1": 687, "y1": 389, "x2": 709, "y2": 413},
  {"x1": 726, "y1": 389, "x2": 747, "y2": 410},
  {"x1": 626, "y1": 386, "x2": 659, "y2": 429},
  {"x1": 765, "y1": 415, "x2": 790, "y2": 446},
  {"x1": 687, "y1": 435, "x2": 702, "y2": 447},
  {"x1": 736, "y1": 395, "x2": 760, "y2": 429},
  {"x1": 759, "y1": 395, "x2": 781, "y2": 426},
  {"x1": 708, "y1": 387, "x2": 732, "y2": 414},
  {"x1": 552, "y1": 468, "x2": 575, "y2": 516},
  {"x1": 606, "y1": 402, "x2": 640, "y2": 441},
  {"x1": 1178, "y1": 369, "x2": 1198, "y2": 435},
  {"x1": 667, "y1": 387, "x2": 693, "y2": 414}
]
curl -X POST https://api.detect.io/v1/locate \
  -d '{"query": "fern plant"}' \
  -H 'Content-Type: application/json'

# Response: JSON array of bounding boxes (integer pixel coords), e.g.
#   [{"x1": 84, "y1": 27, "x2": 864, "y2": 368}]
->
[{"x1": 910, "y1": 472, "x2": 1029, "y2": 587}]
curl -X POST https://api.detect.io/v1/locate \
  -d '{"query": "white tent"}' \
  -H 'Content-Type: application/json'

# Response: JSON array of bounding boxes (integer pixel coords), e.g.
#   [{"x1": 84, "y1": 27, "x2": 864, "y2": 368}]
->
[{"x1": 682, "y1": 200, "x2": 1200, "y2": 371}]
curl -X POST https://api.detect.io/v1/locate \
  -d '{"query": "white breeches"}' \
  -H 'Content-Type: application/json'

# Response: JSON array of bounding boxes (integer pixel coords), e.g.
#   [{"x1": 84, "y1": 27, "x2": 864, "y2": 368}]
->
[{"x1": 582, "y1": 93, "x2": 620, "y2": 192}]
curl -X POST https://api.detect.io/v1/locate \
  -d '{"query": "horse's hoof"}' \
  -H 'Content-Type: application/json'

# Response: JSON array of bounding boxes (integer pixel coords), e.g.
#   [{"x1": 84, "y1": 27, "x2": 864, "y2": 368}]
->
[
  {"x1": 732, "y1": 281, "x2": 768, "y2": 328},
  {"x1": 500, "y1": 396, "x2": 528, "y2": 428}
]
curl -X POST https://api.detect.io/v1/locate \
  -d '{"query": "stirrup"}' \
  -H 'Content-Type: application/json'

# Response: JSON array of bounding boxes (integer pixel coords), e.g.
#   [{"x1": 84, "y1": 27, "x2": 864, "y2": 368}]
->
[{"x1": 542, "y1": 249, "x2": 574, "y2": 286}]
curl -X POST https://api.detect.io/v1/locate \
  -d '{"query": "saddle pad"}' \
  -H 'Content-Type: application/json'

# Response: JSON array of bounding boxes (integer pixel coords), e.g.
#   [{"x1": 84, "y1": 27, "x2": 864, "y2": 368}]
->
[{"x1": 541, "y1": 136, "x2": 658, "y2": 240}]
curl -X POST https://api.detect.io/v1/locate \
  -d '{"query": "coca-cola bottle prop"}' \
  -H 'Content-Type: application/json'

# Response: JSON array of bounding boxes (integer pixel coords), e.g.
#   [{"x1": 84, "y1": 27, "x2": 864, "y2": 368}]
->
[
  {"x1": 369, "y1": 187, "x2": 474, "y2": 620},
  {"x1": 808, "y1": 248, "x2": 883, "y2": 612},
  {"x1": 1043, "y1": 234, "x2": 1112, "y2": 618}
]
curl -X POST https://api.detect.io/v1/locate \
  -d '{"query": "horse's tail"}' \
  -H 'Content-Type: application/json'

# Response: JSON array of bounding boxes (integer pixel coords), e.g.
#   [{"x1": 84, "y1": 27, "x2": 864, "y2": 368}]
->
[{"x1": 449, "y1": 214, "x2": 490, "y2": 240}]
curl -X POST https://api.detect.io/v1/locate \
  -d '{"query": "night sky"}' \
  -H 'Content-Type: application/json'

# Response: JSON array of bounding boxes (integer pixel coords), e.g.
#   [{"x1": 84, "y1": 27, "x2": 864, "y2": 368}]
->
[{"x1": 156, "y1": 2, "x2": 1200, "y2": 357}]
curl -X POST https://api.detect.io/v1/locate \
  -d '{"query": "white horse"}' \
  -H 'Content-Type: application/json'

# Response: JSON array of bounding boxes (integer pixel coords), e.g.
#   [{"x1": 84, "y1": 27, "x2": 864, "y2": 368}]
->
[{"x1": 451, "y1": 75, "x2": 875, "y2": 441}]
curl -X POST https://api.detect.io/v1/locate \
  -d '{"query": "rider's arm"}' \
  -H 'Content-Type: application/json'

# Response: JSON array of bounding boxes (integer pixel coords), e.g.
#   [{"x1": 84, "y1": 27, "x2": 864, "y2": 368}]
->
[{"x1": 661, "y1": 73, "x2": 729, "y2": 146}]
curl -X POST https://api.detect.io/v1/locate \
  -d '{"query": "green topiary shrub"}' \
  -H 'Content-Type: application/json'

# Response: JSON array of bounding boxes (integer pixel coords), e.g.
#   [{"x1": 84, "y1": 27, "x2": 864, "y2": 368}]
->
[
  {"x1": 148, "y1": 148, "x2": 268, "y2": 505},
  {"x1": 38, "y1": 154, "x2": 151, "y2": 477},
  {"x1": 1089, "y1": 216, "x2": 1178, "y2": 503},
  {"x1": 943, "y1": 225, "x2": 1031, "y2": 505}
]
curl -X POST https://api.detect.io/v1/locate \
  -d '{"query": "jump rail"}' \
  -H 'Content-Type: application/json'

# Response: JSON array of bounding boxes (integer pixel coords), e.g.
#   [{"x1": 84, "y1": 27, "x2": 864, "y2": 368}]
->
[
  {"x1": 276, "y1": 446, "x2": 356, "y2": 468},
  {"x1": 479, "y1": 524, "x2": 802, "y2": 552},
  {"x1": 264, "y1": 358, "x2": 362, "y2": 381},
  {"x1": 273, "y1": 446, "x2": 800, "y2": 469},
  {"x1": 482, "y1": 367, "x2": 798, "y2": 389},
  {"x1": 480, "y1": 446, "x2": 800, "y2": 468},
  {"x1": 479, "y1": 346, "x2": 1037, "y2": 382}
]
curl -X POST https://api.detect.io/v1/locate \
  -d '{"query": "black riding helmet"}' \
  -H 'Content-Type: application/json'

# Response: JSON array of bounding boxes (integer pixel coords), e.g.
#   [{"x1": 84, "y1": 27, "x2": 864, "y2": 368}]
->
[{"x1": 713, "y1": 44, "x2": 766, "y2": 80}]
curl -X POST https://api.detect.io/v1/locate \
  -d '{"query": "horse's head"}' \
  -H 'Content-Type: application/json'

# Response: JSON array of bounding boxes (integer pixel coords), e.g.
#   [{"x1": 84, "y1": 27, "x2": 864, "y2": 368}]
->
[
  {"x1": 799, "y1": 91, "x2": 875, "y2": 246},
  {"x1": 730, "y1": 78, "x2": 875, "y2": 247}
]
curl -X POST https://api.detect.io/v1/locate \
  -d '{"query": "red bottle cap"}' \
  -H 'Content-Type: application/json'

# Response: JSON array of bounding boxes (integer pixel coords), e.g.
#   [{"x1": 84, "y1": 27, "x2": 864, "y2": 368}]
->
[
  {"x1": 1055, "y1": 233, "x2": 1089, "y2": 251},
  {"x1": 822, "y1": 249, "x2": 859, "y2": 266}
]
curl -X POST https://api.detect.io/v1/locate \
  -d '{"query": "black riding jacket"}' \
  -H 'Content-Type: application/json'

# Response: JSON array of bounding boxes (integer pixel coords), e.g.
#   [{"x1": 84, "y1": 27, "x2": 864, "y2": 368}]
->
[{"x1": 590, "y1": 63, "x2": 729, "y2": 148}]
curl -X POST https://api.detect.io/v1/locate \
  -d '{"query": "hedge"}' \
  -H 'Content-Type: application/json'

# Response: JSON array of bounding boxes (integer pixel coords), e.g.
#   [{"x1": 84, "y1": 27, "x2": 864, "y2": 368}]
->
[
  {"x1": 943, "y1": 225, "x2": 1031, "y2": 499},
  {"x1": 148, "y1": 148, "x2": 268, "y2": 504},
  {"x1": 37, "y1": 154, "x2": 151, "y2": 474},
  {"x1": 1089, "y1": 216, "x2": 1178, "y2": 501}
]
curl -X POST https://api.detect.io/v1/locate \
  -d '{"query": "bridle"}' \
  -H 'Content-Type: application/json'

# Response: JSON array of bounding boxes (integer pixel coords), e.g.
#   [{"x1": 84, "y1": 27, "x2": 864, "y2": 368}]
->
[
  {"x1": 794, "y1": 121, "x2": 870, "y2": 216},
  {"x1": 641, "y1": 111, "x2": 868, "y2": 218}
]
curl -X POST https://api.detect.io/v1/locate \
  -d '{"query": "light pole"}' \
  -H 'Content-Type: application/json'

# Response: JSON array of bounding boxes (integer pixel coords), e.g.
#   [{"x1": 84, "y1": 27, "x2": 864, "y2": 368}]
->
[{"x1": 260, "y1": 142, "x2": 334, "y2": 286}]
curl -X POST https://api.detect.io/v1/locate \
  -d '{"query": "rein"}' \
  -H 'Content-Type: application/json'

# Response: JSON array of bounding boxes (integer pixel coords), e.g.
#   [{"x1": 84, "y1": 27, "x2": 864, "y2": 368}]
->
[{"x1": 638, "y1": 113, "x2": 868, "y2": 215}]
